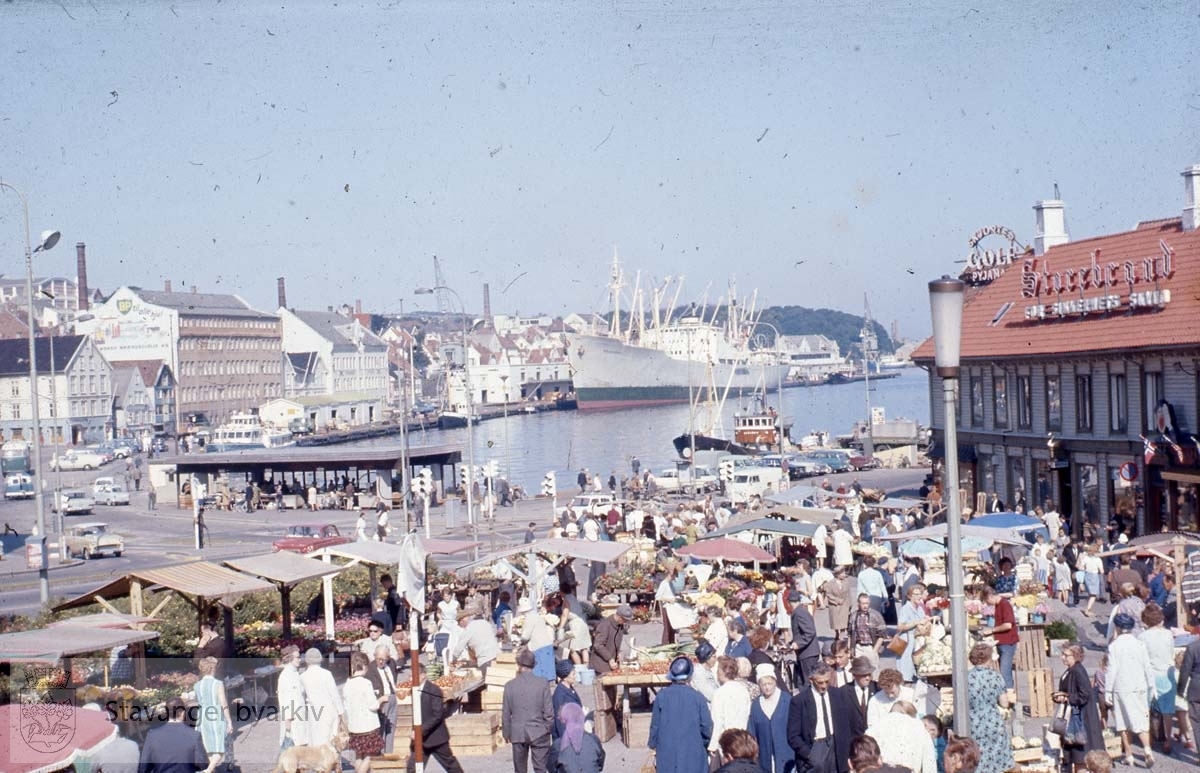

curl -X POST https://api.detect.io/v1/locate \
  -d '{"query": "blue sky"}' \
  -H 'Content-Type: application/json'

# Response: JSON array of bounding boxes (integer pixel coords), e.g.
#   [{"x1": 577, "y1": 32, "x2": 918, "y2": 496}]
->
[{"x1": 1, "y1": 1, "x2": 1196, "y2": 339}]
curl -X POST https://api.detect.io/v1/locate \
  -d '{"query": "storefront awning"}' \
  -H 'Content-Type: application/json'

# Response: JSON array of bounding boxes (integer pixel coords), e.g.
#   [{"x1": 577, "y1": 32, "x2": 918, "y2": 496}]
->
[
  {"x1": 1161, "y1": 470, "x2": 1200, "y2": 484},
  {"x1": 53, "y1": 561, "x2": 275, "y2": 612},
  {"x1": 0, "y1": 625, "x2": 159, "y2": 663},
  {"x1": 927, "y1": 439, "x2": 977, "y2": 463},
  {"x1": 223, "y1": 551, "x2": 343, "y2": 587}
]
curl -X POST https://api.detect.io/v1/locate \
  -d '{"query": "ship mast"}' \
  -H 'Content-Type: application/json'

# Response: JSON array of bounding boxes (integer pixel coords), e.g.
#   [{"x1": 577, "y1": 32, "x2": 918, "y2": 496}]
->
[{"x1": 608, "y1": 247, "x2": 624, "y2": 339}]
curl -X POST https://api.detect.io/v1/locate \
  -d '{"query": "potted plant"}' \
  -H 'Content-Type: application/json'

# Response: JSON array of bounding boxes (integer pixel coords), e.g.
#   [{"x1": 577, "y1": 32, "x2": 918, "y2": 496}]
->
[{"x1": 1044, "y1": 618, "x2": 1077, "y2": 655}]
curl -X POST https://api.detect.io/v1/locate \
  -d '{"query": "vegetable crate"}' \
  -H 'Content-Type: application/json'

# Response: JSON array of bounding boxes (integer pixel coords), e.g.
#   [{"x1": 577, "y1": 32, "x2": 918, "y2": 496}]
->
[
  {"x1": 622, "y1": 708, "x2": 653, "y2": 749},
  {"x1": 1025, "y1": 668, "x2": 1055, "y2": 718},
  {"x1": 447, "y1": 710, "x2": 504, "y2": 756}
]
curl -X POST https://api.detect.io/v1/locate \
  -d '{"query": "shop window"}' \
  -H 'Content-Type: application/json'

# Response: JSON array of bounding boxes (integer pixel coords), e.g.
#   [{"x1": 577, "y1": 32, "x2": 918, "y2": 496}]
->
[
  {"x1": 970, "y1": 375, "x2": 984, "y2": 425},
  {"x1": 1034, "y1": 460, "x2": 1052, "y2": 510},
  {"x1": 1009, "y1": 457, "x2": 1026, "y2": 511},
  {"x1": 1016, "y1": 376, "x2": 1032, "y2": 430},
  {"x1": 1177, "y1": 484, "x2": 1199, "y2": 532},
  {"x1": 1108, "y1": 374, "x2": 1127, "y2": 434},
  {"x1": 1046, "y1": 376, "x2": 1062, "y2": 432},
  {"x1": 1078, "y1": 463, "x2": 1100, "y2": 534},
  {"x1": 1142, "y1": 371, "x2": 1164, "y2": 431},
  {"x1": 993, "y1": 375, "x2": 1008, "y2": 428},
  {"x1": 1075, "y1": 375, "x2": 1093, "y2": 433}
]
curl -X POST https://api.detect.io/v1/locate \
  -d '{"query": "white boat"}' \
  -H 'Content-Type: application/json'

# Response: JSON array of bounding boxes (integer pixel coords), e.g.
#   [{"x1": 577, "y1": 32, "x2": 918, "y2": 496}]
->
[
  {"x1": 567, "y1": 252, "x2": 788, "y2": 410},
  {"x1": 206, "y1": 413, "x2": 295, "y2": 453}
]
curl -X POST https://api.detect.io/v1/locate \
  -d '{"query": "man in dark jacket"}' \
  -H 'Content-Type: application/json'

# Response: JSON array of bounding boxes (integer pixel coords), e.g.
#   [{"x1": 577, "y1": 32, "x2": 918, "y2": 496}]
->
[
  {"x1": 589, "y1": 605, "x2": 632, "y2": 675},
  {"x1": 649, "y1": 656, "x2": 713, "y2": 772},
  {"x1": 138, "y1": 697, "x2": 209, "y2": 772},
  {"x1": 1178, "y1": 634, "x2": 1200, "y2": 755},
  {"x1": 839, "y1": 656, "x2": 878, "y2": 738},
  {"x1": 406, "y1": 662, "x2": 464, "y2": 773},
  {"x1": 502, "y1": 648, "x2": 554, "y2": 773},
  {"x1": 366, "y1": 644, "x2": 402, "y2": 754},
  {"x1": 791, "y1": 600, "x2": 820, "y2": 686},
  {"x1": 788, "y1": 663, "x2": 853, "y2": 773}
]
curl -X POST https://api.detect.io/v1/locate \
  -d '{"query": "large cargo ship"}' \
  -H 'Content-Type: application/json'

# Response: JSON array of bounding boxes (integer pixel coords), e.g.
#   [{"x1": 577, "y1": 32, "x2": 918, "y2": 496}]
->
[{"x1": 567, "y1": 253, "x2": 788, "y2": 411}]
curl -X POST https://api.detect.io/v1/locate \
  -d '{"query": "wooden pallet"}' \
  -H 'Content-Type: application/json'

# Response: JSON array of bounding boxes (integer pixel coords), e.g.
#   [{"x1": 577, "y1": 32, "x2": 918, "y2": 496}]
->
[
  {"x1": 1025, "y1": 668, "x2": 1055, "y2": 718},
  {"x1": 1015, "y1": 626, "x2": 1047, "y2": 671}
]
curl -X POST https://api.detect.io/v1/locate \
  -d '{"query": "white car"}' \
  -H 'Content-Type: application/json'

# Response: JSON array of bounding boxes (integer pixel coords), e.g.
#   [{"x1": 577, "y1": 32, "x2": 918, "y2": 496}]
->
[
  {"x1": 64, "y1": 522, "x2": 124, "y2": 560},
  {"x1": 651, "y1": 466, "x2": 720, "y2": 493},
  {"x1": 52, "y1": 489, "x2": 96, "y2": 515},
  {"x1": 555, "y1": 493, "x2": 616, "y2": 519},
  {"x1": 92, "y1": 478, "x2": 131, "y2": 506},
  {"x1": 50, "y1": 450, "x2": 108, "y2": 471}
]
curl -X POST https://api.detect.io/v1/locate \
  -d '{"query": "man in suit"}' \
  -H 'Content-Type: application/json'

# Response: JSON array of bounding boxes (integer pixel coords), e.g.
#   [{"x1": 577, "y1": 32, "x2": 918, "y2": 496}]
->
[
  {"x1": 138, "y1": 697, "x2": 210, "y2": 773},
  {"x1": 839, "y1": 656, "x2": 878, "y2": 739},
  {"x1": 502, "y1": 648, "x2": 554, "y2": 773},
  {"x1": 792, "y1": 598, "x2": 820, "y2": 687},
  {"x1": 365, "y1": 644, "x2": 402, "y2": 753},
  {"x1": 788, "y1": 663, "x2": 852, "y2": 773},
  {"x1": 405, "y1": 661, "x2": 464, "y2": 773},
  {"x1": 1178, "y1": 634, "x2": 1200, "y2": 757}
]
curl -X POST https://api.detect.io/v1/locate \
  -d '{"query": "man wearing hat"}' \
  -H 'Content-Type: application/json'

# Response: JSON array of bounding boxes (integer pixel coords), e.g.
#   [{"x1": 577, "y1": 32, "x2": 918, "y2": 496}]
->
[
  {"x1": 502, "y1": 648, "x2": 555, "y2": 773},
  {"x1": 839, "y1": 656, "x2": 878, "y2": 738},
  {"x1": 589, "y1": 604, "x2": 632, "y2": 675},
  {"x1": 449, "y1": 604, "x2": 500, "y2": 678},
  {"x1": 649, "y1": 655, "x2": 713, "y2": 772}
]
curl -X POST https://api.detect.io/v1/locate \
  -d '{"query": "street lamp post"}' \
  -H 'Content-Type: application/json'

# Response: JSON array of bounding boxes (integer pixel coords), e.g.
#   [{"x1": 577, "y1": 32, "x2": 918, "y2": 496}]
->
[
  {"x1": 415, "y1": 286, "x2": 476, "y2": 540},
  {"x1": 1, "y1": 181, "x2": 60, "y2": 604},
  {"x1": 928, "y1": 276, "x2": 969, "y2": 736}
]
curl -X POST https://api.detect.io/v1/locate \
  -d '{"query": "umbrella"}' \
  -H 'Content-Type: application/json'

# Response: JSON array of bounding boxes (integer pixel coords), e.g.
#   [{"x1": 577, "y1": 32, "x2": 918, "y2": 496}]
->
[
  {"x1": 899, "y1": 535, "x2": 996, "y2": 558},
  {"x1": 677, "y1": 537, "x2": 777, "y2": 563},
  {"x1": 968, "y1": 512, "x2": 1049, "y2": 539},
  {"x1": 0, "y1": 703, "x2": 118, "y2": 773}
]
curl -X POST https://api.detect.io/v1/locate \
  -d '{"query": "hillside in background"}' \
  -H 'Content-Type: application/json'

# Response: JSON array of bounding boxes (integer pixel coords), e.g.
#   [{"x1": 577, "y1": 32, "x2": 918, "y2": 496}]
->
[{"x1": 761, "y1": 305, "x2": 895, "y2": 357}]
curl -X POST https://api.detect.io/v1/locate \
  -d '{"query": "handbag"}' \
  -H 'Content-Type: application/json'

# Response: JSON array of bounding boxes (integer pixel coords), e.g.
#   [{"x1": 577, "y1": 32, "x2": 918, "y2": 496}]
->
[
  {"x1": 886, "y1": 632, "x2": 908, "y2": 657},
  {"x1": 1051, "y1": 704, "x2": 1087, "y2": 746}
]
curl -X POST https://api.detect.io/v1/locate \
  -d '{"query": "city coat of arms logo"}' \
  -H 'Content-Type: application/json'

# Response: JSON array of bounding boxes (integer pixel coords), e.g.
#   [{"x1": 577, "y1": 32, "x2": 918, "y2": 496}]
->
[{"x1": 17, "y1": 666, "x2": 76, "y2": 754}]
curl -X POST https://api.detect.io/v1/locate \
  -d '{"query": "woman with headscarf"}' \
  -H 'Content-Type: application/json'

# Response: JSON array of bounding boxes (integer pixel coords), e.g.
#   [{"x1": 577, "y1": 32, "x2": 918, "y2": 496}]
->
[
  {"x1": 966, "y1": 643, "x2": 1014, "y2": 773},
  {"x1": 549, "y1": 659, "x2": 584, "y2": 771},
  {"x1": 555, "y1": 702, "x2": 605, "y2": 772},
  {"x1": 1052, "y1": 642, "x2": 1104, "y2": 772},
  {"x1": 747, "y1": 663, "x2": 794, "y2": 773},
  {"x1": 1106, "y1": 612, "x2": 1156, "y2": 766},
  {"x1": 300, "y1": 647, "x2": 345, "y2": 747}
]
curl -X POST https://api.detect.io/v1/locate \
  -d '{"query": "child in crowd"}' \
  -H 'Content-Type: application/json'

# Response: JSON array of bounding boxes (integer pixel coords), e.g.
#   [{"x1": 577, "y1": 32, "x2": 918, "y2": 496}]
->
[{"x1": 923, "y1": 714, "x2": 947, "y2": 773}]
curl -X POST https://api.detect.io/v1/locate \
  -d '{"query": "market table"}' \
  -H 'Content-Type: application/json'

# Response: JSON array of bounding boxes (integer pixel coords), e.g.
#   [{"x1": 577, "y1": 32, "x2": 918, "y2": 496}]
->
[{"x1": 597, "y1": 670, "x2": 672, "y2": 747}]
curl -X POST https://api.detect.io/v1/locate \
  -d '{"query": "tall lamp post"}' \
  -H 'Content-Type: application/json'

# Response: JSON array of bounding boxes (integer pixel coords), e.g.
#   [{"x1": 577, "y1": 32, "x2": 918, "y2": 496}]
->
[
  {"x1": 415, "y1": 286, "x2": 476, "y2": 539},
  {"x1": 1, "y1": 181, "x2": 61, "y2": 604},
  {"x1": 928, "y1": 276, "x2": 969, "y2": 735}
]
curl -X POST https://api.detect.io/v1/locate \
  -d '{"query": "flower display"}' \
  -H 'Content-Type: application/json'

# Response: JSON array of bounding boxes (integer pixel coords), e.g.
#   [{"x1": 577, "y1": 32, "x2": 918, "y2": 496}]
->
[
  {"x1": 1012, "y1": 594, "x2": 1040, "y2": 610},
  {"x1": 594, "y1": 564, "x2": 655, "y2": 594},
  {"x1": 964, "y1": 599, "x2": 984, "y2": 616}
]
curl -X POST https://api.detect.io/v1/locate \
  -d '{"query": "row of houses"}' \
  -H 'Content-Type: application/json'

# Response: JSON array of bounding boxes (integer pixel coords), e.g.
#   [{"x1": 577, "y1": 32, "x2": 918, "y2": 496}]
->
[{"x1": 0, "y1": 280, "x2": 575, "y2": 444}]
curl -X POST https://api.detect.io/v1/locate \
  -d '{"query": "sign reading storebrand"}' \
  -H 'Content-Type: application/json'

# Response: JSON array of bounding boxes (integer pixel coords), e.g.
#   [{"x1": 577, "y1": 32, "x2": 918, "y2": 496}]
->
[
  {"x1": 1022, "y1": 240, "x2": 1174, "y2": 320},
  {"x1": 961, "y1": 225, "x2": 1025, "y2": 286}
]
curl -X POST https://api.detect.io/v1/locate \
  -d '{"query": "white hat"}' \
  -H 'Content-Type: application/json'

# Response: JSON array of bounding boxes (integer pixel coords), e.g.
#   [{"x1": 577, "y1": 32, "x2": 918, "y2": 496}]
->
[
  {"x1": 516, "y1": 597, "x2": 533, "y2": 613},
  {"x1": 755, "y1": 663, "x2": 777, "y2": 683},
  {"x1": 1117, "y1": 533, "x2": 1129, "y2": 544}
]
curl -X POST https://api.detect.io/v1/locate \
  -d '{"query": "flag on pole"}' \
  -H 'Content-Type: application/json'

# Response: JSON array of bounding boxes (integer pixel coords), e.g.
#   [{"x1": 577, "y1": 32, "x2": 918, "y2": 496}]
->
[{"x1": 396, "y1": 533, "x2": 428, "y2": 612}]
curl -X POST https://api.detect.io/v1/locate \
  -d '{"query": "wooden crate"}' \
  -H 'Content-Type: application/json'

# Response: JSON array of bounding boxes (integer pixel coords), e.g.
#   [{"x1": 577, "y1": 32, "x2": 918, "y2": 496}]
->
[
  {"x1": 1025, "y1": 668, "x2": 1055, "y2": 718},
  {"x1": 370, "y1": 753, "x2": 409, "y2": 772},
  {"x1": 448, "y1": 711, "x2": 504, "y2": 756},
  {"x1": 1013, "y1": 746, "x2": 1045, "y2": 763},
  {"x1": 1016, "y1": 627, "x2": 1047, "y2": 671},
  {"x1": 622, "y1": 709, "x2": 652, "y2": 749},
  {"x1": 593, "y1": 682, "x2": 618, "y2": 742},
  {"x1": 485, "y1": 663, "x2": 517, "y2": 688}
]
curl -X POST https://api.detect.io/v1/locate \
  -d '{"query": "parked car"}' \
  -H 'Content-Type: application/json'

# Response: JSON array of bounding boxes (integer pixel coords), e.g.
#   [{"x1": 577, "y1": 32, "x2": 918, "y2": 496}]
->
[
  {"x1": 52, "y1": 489, "x2": 96, "y2": 515},
  {"x1": 651, "y1": 466, "x2": 720, "y2": 493},
  {"x1": 92, "y1": 477, "x2": 132, "y2": 506},
  {"x1": 849, "y1": 454, "x2": 882, "y2": 471},
  {"x1": 97, "y1": 441, "x2": 132, "y2": 459},
  {"x1": 112, "y1": 437, "x2": 142, "y2": 456},
  {"x1": 83, "y1": 445, "x2": 115, "y2": 464},
  {"x1": 4, "y1": 473, "x2": 34, "y2": 500},
  {"x1": 64, "y1": 522, "x2": 124, "y2": 560},
  {"x1": 50, "y1": 450, "x2": 108, "y2": 471},
  {"x1": 272, "y1": 524, "x2": 351, "y2": 554}
]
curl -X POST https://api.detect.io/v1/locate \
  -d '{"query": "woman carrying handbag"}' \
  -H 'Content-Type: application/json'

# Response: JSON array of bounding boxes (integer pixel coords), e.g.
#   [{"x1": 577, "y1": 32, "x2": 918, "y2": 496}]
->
[{"x1": 1052, "y1": 643, "x2": 1104, "y2": 772}]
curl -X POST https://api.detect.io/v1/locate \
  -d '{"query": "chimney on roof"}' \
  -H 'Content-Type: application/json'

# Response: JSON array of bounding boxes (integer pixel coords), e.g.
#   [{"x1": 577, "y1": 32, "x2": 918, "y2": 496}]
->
[
  {"x1": 277, "y1": 277, "x2": 287, "y2": 308},
  {"x1": 75, "y1": 243, "x2": 90, "y2": 311},
  {"x1": 1182, "y1": 165, "x2": 1200, "y2": 232},
  {"x1": 355, "y1": 299, "x2": 362, "y2": 315},
  {"x1": 164, "y1": 280, "x2": 172, "y2": 293},
  {"x1": 482, "y1": 283, "x2": 492, "y2": 329},
  {"x1": 1033, "y1": 199, "x2": 1068, "y2": 256}
]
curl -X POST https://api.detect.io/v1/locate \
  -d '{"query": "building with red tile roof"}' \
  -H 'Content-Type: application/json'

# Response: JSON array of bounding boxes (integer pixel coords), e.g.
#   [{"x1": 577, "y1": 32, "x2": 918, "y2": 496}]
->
[{"x1": 913, "y1": 166, "x2": 1200, "y2": 536}]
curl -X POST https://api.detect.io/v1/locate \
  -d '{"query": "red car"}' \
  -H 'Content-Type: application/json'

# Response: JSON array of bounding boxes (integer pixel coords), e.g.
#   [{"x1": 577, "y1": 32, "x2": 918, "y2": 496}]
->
[
  {"x1": 271, "y1": 524, "x2": 351, "y2": 554},
  {"x1": 850, "y1": 455, "x2": 882, "y2": 471}
]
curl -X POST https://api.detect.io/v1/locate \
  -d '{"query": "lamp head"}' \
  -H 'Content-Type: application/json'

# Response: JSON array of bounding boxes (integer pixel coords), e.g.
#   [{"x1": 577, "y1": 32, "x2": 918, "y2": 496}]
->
[
  {"x1": 414, "y1": 287, "x2": 434, "y2": 296},
  {"x1": 37, "y1": 230, "x2": 61, "y2": 253},
  {"x1": 928, "y1": 276, "x2": 965, "y2": 378}
]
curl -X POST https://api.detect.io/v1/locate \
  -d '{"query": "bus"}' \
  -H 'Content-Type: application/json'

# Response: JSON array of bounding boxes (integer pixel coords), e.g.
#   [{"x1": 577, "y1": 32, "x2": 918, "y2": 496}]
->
[{"x1": 2, "y1": 440, "x2": 34, "y2": 499}]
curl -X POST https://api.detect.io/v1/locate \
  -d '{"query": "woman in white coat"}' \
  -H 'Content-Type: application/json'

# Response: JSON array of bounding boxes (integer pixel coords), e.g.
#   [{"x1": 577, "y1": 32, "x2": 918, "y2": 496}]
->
[
  {"x1": 299, "y1": 647, "x2": 345, "y2": 747},
  {"x1": 276, "y1": 645, "x2": 308, "y2": 748},
  {"x1": 1105, "y1": 613, "x2": 1156, "y2": 768}
]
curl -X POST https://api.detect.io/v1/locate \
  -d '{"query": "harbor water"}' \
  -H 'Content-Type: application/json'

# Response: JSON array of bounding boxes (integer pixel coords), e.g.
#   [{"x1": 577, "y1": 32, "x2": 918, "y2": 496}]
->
[{"x1": 361, "y1": 367, "x2": 931, "y2": 491}]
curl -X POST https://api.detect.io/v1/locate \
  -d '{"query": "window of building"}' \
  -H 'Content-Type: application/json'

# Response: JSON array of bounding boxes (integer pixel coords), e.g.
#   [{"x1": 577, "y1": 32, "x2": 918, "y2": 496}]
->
[
  {"x1": 1076, "y1": 375, "x2": 1093, "y2": 433},
  {"x1": 9, "y1": 382, "x2": 17, "y2": 397},
  {"x1": 1033, "y1": 460, "x2": 1052, "y2": 510},
  {"x1": 1109, "y1": 373, "x2": 1127, "y2": 433},
  {"x1": 1046, "y1": 375, "x2": 1061, "y2": 431},
  {"x1": 1009, "y1": 456, "x2": 1026, "y2": 510},
  {"x1": 1143, "y1": 371, "x2": 1164, "y2": 431},
  {"x1": 1016, "y1": 375, "x2": 1032, "y2": 430},
  {"x1": 993, "y1": 375, "x2": 1008, "y2": 428},
  {"x1": 970, "y1": 373, "x2": 984, "y2": 425}
]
